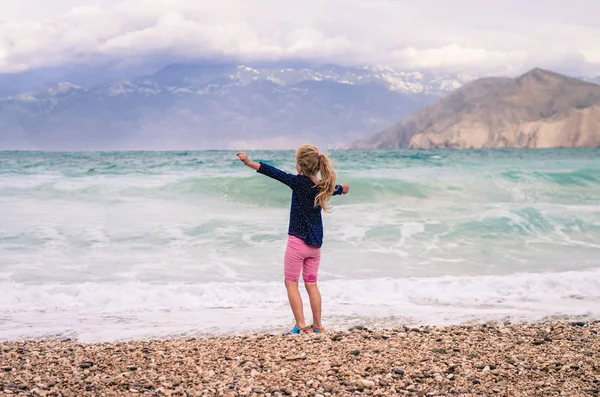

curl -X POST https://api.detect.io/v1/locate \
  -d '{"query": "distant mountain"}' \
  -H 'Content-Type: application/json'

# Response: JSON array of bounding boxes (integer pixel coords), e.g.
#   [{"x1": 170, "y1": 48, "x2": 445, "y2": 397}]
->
[
  {"x1": 145, "y1": 64, "x2": 474, "y2": 96},
  {"x1": 350, "y1": 68, "x2": 600, "y2": 149},
  {"x1": 0, "y1": 65, "x2": 142, "y2": 97},
  {"x1": 0, "y1": 64, "x2": 473, "y2": 150}
]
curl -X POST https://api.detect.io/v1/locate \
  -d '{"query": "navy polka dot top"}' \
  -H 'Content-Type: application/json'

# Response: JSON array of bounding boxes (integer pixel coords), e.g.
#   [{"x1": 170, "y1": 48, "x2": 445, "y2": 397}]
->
[{"x1": 257, "y1": 162, "x2": 343, "y2": 248}]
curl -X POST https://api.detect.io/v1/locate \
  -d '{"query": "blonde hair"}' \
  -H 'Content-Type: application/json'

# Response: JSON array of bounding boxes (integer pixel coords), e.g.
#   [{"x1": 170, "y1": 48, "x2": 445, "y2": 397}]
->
[{"x1": 296, "y1": 144, "x2": 337, "y2": 212}]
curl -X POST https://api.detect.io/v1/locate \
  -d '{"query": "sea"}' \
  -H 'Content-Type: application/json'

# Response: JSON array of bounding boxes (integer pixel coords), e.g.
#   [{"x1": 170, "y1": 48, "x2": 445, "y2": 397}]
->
[{"x1": 1, "y1": 149, "x2": 599, "y2": 341}]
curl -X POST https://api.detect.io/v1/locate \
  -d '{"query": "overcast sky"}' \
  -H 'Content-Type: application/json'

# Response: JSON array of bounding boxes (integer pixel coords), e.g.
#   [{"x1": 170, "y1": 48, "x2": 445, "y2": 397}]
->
[{"x1": 1, "y1": 0, "x2": 599, "y2": 76}]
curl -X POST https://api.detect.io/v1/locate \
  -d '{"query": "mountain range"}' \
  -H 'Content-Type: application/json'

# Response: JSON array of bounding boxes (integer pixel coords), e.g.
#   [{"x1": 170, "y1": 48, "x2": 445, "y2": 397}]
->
[
  {"x1": 0, "y1": 64, "x2": 473, "y2": 150},
  {"x1": 350, "y1": 68, "x2": 600, "y2": 149}
]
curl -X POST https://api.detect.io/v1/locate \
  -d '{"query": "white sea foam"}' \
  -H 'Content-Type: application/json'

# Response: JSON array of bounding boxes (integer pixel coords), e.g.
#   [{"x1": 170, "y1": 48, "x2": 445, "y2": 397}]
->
[{"x1": 1, "y1": 269, "x2": 599, "y2": 341}]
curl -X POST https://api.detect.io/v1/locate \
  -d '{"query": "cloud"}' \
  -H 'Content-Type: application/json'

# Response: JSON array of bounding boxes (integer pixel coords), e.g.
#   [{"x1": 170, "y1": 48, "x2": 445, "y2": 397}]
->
[
  {"x1": 1, "y1": 0, "x2": 599, "y2": 75},
  {"x1": 390, "y1": 45, "x2": 528, "y2": 72}
]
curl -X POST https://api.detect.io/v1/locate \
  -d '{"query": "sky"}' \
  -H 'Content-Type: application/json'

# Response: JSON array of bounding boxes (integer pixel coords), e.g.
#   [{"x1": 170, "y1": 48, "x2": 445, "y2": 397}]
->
[{"x1": 1, "y1": 0, "x2": 600, "y2": 76}]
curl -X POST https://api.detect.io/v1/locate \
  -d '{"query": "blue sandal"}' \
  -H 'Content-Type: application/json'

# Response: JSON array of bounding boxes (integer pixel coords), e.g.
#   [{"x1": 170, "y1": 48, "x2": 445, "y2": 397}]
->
[{"x1": 284, "y1": 325, "x2": 312, "y2": 334}]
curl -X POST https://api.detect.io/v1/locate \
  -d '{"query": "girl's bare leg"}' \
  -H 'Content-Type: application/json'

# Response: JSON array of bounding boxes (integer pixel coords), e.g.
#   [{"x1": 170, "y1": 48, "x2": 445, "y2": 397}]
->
[
  {"x1": 304, "y1": 281, "x2": 322, "y2": 328},
  {"x1": 285, "y1": 280, "x2": 307, "y2": 329}
]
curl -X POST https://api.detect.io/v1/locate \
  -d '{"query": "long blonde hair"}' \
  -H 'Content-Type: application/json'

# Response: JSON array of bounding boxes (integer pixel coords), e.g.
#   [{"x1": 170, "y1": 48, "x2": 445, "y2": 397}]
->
[{"x1": 296, "y1": 144, "x2": 337, "y2": 212}]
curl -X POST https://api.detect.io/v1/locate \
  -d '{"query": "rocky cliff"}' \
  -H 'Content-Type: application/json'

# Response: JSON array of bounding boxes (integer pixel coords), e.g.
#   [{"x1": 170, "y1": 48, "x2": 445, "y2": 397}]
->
[{"x1": 350, "y1": 68, "x2": 600, "y2": 149}]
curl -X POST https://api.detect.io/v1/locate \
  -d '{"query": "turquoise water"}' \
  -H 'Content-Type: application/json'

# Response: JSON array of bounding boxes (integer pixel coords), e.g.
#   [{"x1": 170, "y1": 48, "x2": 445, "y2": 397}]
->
[{"x1": 1, "y1": 149, "x2": 599, "y2": 340}]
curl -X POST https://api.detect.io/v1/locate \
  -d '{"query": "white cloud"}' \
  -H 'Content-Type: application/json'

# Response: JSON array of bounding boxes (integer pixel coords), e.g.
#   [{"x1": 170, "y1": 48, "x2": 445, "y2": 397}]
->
[
  {"x1": 0, "y1": 0, "x2": 599, "y2": 75},
  {"x1": 390, "y1": 45, "x2": 528, "y2": 72}
]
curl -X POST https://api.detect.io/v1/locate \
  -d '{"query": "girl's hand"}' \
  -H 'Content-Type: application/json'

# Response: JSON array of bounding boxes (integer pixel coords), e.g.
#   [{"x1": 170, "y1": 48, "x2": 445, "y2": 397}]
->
[
  {"x1": 236, "y1": 152, "x2": 261, "y2": 171},
  {"x1": 341, "y1": 183, "x2": 350, "y2": 194},
  {"x1": 236, "y1": 152, "x2": 249, "y2": 164}
]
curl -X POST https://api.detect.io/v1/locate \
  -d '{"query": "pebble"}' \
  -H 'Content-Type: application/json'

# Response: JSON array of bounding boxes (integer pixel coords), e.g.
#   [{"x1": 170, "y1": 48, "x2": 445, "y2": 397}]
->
[
  {"x1": 358, "y1": 379, "x2": 375, "y2": 389},
  {"x1": 349, "y1": 325, "x2": 366, "y2": 331},
  {"x1": 0, "y1": 320, "x2": 597, "y2": 396}
]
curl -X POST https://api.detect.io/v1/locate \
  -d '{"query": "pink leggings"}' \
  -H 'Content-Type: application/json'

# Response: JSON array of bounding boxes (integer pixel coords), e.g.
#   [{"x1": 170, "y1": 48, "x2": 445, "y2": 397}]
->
[{"x1": 284, "y1": 235, "x2": 321, "y2": 283}]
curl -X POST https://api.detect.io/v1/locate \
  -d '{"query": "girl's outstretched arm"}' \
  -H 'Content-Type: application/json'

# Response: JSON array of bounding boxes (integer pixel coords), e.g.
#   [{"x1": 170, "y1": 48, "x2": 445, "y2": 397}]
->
[
  {"x1": 236, "y1": 152, "x2": 260, "y2": 171},
  {"x1": 236, "y1": 152, "x2": 299, "y2": 189}
]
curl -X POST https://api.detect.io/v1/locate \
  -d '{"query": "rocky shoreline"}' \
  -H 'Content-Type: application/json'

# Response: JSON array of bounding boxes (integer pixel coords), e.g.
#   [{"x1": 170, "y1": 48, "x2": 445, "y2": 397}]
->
[{"x1": 1, "y1": 320, "x2": 599, "y2": 396}]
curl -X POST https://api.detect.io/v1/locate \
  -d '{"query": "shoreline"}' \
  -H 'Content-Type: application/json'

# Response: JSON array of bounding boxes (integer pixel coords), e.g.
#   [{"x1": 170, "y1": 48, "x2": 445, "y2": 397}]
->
[
  {"x1": 1, "y1": 320, "x2": 599, "y2": 396},
  {"x1": 2, "y1": 313, "x2": 597, "y2": 344}
]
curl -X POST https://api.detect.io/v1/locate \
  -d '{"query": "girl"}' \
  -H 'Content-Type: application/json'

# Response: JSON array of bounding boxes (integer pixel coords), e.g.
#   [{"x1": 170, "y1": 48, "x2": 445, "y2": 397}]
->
[{"x1": 236, "y1": 145, "x2": 349, "y2": 334}]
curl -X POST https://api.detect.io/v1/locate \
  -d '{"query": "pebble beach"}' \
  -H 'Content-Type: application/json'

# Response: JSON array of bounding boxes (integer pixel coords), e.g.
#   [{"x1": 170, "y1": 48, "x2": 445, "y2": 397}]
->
[{"x1": 1, "y1": 320, "x2": 599, "y2": 396}]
